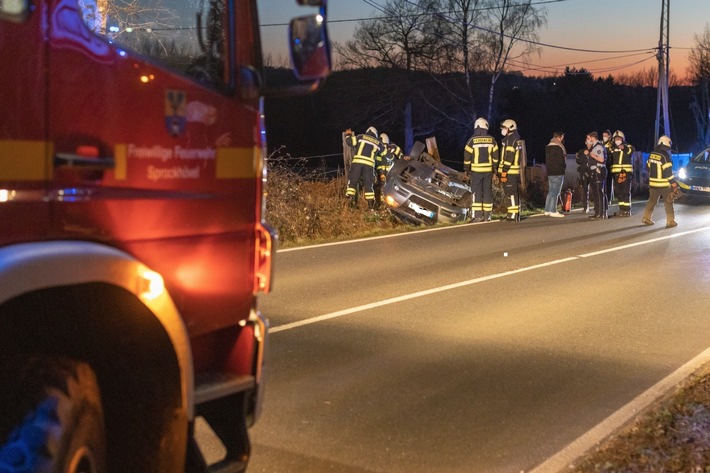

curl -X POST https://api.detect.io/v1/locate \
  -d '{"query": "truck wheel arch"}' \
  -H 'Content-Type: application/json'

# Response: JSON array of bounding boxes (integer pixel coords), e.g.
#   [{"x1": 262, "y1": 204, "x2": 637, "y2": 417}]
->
[{"x1": 0, "y1": 241, "x2": 195, "y2": 472}]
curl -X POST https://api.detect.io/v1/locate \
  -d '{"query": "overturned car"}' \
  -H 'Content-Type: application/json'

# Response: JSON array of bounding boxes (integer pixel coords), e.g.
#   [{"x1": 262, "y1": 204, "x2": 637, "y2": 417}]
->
[{"x1": 382, "y1": 142, "x2": 472, "y2": 224}]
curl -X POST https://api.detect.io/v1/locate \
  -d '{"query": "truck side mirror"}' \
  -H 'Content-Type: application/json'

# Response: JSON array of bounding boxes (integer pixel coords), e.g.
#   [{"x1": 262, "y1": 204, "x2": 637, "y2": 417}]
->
[
  {"x1": 296, "y1": 0, "x2": 325, "y2": 6},
  {"x1": 0, "y1": 0, "x2": 30, "y2": 22},
  {"x1": 289, "y1": 14, "x2": 330, "y2": 81}
]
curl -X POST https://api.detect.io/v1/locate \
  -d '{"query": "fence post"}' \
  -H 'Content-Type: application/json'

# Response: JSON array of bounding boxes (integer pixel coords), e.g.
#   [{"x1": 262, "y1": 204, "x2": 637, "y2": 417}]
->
[
  {"x1": 425, "y1": 137, "x2": 441, "y2": 162},
  {"x1": 342, "y1": 131, "x2": 352, "y2": 178}
]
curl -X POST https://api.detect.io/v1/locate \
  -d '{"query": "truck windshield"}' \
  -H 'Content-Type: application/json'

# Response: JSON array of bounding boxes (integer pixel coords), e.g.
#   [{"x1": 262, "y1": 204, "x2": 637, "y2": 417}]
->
[{"x1": 78, "y1": 0, "x2": 229, "y2": 87}]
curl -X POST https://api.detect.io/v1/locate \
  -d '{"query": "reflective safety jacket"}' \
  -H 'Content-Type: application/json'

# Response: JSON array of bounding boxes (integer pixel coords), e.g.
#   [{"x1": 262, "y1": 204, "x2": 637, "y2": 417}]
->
[
  {"x1": 346, "y1": 132, "x2": 384, "y2": 168},
  {"x1": 610, "y1": 142, "x2": 635, "y2": 174},
  {"x1": 647, "y1": 146, "x2": 676, "y2": 188},
  {"x1": 464, "y1": 131, "x2": 499, "y2": 173},
  {"x1": 498, "y1": 131, "x2": 523, "y2": 175},
  {"x1": 376, "y1": 143, "x2": 403, "y2": 174},
  {"x1": 390, "y1": 144, "x2": 403, "y2": 160}
]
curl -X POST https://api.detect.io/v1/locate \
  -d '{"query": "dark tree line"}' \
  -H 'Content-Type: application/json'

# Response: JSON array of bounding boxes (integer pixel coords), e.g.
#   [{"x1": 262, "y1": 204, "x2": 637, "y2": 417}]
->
[{"x1": 263, "y1": 65, "x2": 699, "y2": 173}]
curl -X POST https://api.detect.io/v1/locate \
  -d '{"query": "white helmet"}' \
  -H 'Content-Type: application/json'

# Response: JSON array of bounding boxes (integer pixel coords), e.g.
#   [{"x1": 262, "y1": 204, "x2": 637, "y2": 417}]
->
[
  {"x1": 474, "y1": 117, "x2": 489, "y2": 130},
  {"x1": 613, "y1": 130, "x2": 625, "y2": 141},
  {"x1": 366, "y1": 126, "x2": 378, "y2": 137},
  {"x1": 500, "y1": 119, "x2": 517, "y2": 132},
  {"x1": 658, "y1": 135, "x2": 672, "y2": 147},
  {"x1": 379, "y1": 133, "x2": 390, "y2": 144}
]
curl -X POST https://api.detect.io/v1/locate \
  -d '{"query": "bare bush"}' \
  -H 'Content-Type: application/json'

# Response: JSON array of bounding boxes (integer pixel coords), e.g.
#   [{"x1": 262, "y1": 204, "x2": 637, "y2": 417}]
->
[{"x1": 265, "y1": 150, "x2": 404, "y2": 247}]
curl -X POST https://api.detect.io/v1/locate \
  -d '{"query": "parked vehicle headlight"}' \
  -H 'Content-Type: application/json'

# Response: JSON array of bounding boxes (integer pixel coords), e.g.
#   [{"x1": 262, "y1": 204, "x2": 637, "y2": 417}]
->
[{"x1": 678, "y1": 167, "x2": 687, "y2": 180}]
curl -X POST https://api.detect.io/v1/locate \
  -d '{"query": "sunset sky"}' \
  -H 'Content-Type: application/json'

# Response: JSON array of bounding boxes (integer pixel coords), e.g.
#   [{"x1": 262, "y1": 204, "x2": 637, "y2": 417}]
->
[{"x1": 258, "y1": 0, "x2": 709, "y2": 80}]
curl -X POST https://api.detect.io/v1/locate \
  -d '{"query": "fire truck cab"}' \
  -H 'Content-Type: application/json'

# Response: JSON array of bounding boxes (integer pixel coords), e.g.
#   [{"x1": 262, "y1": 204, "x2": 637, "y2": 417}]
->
[{"x1": 0, "y1": 0, "x2": 329, "y2": 471}]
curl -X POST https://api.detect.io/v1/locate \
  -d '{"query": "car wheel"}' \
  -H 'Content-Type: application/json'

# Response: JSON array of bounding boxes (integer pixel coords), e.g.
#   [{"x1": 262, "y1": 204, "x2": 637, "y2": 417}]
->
[{"x1": 0, "y1": 356, "x2": 106, "y2": 473}]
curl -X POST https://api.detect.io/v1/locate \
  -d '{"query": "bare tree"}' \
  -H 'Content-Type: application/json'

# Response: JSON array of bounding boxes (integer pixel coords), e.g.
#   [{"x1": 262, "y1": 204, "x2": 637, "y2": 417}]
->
[
  {"x1": 688, "y1": 24, "x2": 710, "y2": 147},
  {"x1": 335, "y1": 0, "x2": 440, "y2": 72},
  {"x1": 333, "y1": 0, "x2": 442, "y2": 151},
  {"x1": 423, "y1": 0, "x2": 486, "y2": 129},
  {"x1": 479, "y1": 0, "x2": 545, "y2": 121},
  {"x1": 432, "y1": 0, "x2": 485, "y2": 78}
]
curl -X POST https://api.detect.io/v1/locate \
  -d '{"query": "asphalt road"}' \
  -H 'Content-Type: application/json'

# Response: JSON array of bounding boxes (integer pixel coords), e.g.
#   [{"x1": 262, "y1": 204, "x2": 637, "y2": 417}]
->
[{"x1": 247, "y1": 200, "x2": 710, "y2": 473}]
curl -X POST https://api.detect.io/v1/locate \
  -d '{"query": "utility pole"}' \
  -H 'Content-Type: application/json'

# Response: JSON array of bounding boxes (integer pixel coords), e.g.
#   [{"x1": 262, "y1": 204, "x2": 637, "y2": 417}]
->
[{"x1": 655, "y1": 0, "x2": 671, "y2": 144}]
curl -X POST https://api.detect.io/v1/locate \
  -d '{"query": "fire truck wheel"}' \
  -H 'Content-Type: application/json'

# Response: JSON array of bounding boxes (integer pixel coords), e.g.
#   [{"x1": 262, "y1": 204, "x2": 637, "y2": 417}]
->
[{"x1": 0, "y1": 356, "x2": 106, "y2": 473}]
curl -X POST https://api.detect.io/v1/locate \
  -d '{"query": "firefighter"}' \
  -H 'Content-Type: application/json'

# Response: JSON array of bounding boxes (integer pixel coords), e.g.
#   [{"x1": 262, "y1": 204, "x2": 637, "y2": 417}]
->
[
  {"x1": 374, "y1": 133, "x2": 400, "y2": 205},
  {"x1": 384, "y1": 134, "x2": 403, "y2": 161},
  {"x1": 609, "y1": 130, "x2": 635, "y2": 217},
  {"x1": 344, "y1": 126, "x2": 384, "y2": 209},
  {"x1": 463, "y1": 117, "x2": 499, "y2": 222},
  {"x1": 584, "y1": 131, "x2": 608, "y2": 220},
  {"x1": 641, "y1": 135, "x2": 679, "y2": 228},
  {"x1": 497, "y1": 119, "x2": 524, "y2": 221}
]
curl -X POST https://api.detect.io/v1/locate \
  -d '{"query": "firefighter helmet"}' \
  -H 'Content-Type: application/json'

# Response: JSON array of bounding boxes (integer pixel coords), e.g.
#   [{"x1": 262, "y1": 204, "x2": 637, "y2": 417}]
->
[
  {"x1": 474, "y1": 117, "x2": 489, "y2": 130},
  {"x1": 658, "y1": 135, "x2": 672, "y2": 147},
  {"x1": 500, "y1": 119, "x2": 517, "y2": 132},
  {"x1": 613, "y1": 130, "x2": 625, "y2": 141},
  {"x1": 379, "y1": 133, "x2": 390, "y2": 144},
  {"x1": 366, "y1": 126, "x2": 378, "y2": 137}
]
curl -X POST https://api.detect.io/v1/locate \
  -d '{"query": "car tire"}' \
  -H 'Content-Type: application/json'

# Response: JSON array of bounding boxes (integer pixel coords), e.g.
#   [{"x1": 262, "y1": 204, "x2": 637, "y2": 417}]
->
[{"x1": 0, "y1": 356, "x2": 106, "y2": 473}]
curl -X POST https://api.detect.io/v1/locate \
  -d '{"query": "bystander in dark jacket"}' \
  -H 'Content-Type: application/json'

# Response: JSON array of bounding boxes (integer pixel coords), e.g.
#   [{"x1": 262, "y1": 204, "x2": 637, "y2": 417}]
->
[{"x1": 543, "y1": 132, "x2": 567, "y2": 217}]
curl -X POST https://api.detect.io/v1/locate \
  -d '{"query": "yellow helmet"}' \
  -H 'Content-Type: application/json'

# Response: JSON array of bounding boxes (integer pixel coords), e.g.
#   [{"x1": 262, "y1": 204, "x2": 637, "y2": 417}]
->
[
  {"x1": 657, "y1": 135, "x2": 672, "y2": 147},
  {"x1": 474, "y1": 117, "x2": 489, "y2": 130},
  {"x1": 500, "y1": 119, "x2": 517, "y2": 132}
]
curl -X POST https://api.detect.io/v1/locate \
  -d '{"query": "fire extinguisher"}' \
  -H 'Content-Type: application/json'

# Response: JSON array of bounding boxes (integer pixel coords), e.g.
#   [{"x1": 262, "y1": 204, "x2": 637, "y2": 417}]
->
[{"x1": 563, "y1": 189, "x2": 573, "y2": 212}]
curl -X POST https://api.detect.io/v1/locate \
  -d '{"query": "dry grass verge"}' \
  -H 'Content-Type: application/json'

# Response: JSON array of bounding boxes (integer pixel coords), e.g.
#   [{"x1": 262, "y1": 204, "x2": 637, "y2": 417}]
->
[
  {"x1": 571, "y1": 365, "x2": 710, "y2": 473},
  {"x1": 266, "y1": 160, "x2": 408, "y2": 248}
]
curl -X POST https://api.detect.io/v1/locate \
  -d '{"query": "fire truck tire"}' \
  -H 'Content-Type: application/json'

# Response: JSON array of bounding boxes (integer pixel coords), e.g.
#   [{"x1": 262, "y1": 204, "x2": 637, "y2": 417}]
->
[{"x1": 0, "y1": 356, "x2": 106, "y2": 473}]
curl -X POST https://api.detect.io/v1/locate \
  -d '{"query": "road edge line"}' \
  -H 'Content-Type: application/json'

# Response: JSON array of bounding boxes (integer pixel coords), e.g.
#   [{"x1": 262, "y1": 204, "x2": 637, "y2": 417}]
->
[{"x1": 527, "y1": 347, "x2": 710, "y2": 473}]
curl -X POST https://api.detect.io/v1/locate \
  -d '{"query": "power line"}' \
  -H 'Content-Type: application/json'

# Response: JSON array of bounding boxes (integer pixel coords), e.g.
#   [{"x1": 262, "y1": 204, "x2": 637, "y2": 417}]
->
[
  {"x1": 262, "y1": 0, "x2": 654, "y2": 55},
  {"x1": 505, "y1": 53, "x2": 657, "y2": 76},
  {"x1": 261, "y1": 0, "x2": 566, "y2": 26}
]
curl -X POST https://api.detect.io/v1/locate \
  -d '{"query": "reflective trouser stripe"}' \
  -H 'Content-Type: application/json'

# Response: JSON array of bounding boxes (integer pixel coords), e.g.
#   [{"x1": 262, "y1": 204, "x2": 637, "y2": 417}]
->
[{"x1": 508, "y1": 195, "x2": 519, "y2": 214}]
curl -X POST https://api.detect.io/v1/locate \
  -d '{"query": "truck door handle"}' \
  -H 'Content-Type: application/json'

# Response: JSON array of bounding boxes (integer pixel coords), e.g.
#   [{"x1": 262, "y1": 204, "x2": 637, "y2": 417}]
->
[{"x1": 55, "y1": 153, "x2": 115, "y2": 169}]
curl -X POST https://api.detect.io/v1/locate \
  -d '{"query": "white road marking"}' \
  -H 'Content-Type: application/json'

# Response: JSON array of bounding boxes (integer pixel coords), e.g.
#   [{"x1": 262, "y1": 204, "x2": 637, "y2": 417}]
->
[
  {"x1": 270, "y1": 257, "x2": 577, "y2": 333},
  {"x1": 528, "y1": 346, "x2": 710, "y2": 473},
  {"x1": 270, "y1": 224, "x2": 710, "y2": 472},
  {"x1": 578, "y1": 226, "x2": 709, "y2": 257},
  {"x1": 272, "y1": 225, "x2": 710, "y2": 333},
  {"x1": 278, "y1": 220, "x2": 500, "y2": 253}
]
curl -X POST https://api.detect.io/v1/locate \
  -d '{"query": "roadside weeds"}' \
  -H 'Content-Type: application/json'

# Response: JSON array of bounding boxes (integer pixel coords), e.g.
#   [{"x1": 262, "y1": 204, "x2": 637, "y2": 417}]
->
[{"x1": 569, "y1": 363, "x2": 710, "y2": 473}]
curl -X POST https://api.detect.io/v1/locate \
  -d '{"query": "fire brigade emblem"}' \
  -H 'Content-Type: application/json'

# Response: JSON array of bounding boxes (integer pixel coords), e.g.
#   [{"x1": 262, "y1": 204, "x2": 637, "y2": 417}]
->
[{"x1": 165, "y1": 89, "x2": 187, "y2": 137}]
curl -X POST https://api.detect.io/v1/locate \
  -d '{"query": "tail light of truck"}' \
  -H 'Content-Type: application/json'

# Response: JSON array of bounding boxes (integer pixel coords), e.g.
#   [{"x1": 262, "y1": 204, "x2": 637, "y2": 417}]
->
[{"x1": 254, "y1": 223, "x2": 274, "y2": 294}]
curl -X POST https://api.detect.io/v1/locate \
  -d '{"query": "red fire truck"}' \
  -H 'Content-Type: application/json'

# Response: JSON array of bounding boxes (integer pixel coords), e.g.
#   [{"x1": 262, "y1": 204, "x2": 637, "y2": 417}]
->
[{"x1": 0, "y1": 0, "x2": 329, "y2": 470}]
